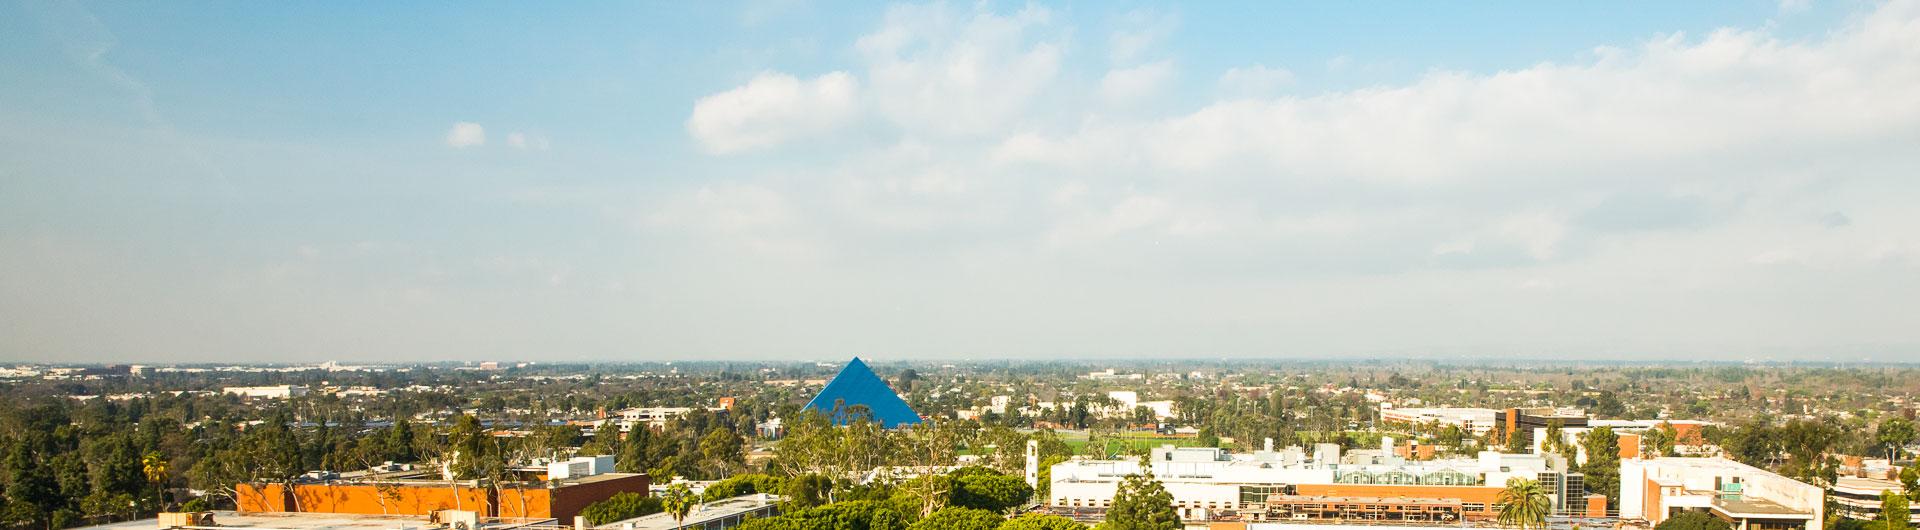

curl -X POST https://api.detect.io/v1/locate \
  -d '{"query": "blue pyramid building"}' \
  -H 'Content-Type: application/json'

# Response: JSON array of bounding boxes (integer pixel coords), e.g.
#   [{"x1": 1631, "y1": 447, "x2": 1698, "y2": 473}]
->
[{"x1": 803, "y1": 357, "x2": 922, "y2": 428}]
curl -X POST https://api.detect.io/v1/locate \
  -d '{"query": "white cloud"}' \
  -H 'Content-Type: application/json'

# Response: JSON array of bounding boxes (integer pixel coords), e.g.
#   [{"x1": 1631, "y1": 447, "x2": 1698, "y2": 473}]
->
[
  {"x1": 1217, "y1": 64, "x2": 1295, "y2": 97},
  {"x1": 506, "y1": 132, "x2": 550, "y2": 151},
  {"x1": 687, "y1": 71, "x2": 859, "y2": 154},
  {"x1": 640, "y1": 2, "x2": 1920, "y2": 358},
  {"x1": 1108, "y1": 9, "x2": 1177, "y2": 63},
  {"x1": 1098, "y1": 60, "x2": 1176, "y2": 105},
  {"x1": 993, "y1": 2, "x2": 1920, "y2": 189},
  {"x1": 444, "y1": 122, "x2": 485, "y2": 148},
  {"x1": 855, "y1": 3, "x2": 1063, "y2": 136}
]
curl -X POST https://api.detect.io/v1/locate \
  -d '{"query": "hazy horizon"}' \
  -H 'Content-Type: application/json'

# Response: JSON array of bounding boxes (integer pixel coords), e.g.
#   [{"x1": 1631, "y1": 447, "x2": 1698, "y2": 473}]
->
[{"x1": 5, "y1": 1, "x2": 1920, "y2": 363}]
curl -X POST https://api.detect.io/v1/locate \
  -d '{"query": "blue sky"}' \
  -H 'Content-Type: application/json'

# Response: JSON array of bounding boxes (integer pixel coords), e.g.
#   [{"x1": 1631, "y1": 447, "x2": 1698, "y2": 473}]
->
[{"x1": 2, "y1": 1, "x2": 1916, "y2": 363}]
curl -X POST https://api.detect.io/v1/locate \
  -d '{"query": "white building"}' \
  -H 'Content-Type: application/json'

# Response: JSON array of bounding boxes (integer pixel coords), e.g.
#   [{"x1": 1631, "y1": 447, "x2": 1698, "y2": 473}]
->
[
  {"x1": 1378, "y1": 406, "x2": 1499, "y2": 437},
  {"x1": 1620, "y1": 457, "x2": 1824, "y2": 530},
  {"x1": 1050, "y1": 445, "x2": 1578, "y2": 521},
  {"x1": 1101, "y1": 391, "x2": 1176, "y2": 420},
  {"x1": 1082, "y1": 369, "x2": 1144, "y2": 381},
  {"x1": 610, "y1": 494, "x2": 782, "y2": 530},
  {"x1": 610, "y1": 406, "x2": 725, "y2": 431},
  {"x1": 1533, "y1": 420, "x2": 1716, "y2": 464},
  {"x1": 546, "y1": 455, "x2": 616, "y2": 479},
  {"x1": 223, "y1": 385, "x2": 309, "y2": 399},
  {"x1": 1831, "y1": 476, "x2": 1918, "y2": 524}
]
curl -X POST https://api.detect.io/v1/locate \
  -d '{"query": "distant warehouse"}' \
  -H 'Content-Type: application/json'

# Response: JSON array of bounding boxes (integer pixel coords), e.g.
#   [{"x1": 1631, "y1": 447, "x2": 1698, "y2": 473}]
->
[{"x1": 223, "y1": 385, "x2": 309, "y2": 399}]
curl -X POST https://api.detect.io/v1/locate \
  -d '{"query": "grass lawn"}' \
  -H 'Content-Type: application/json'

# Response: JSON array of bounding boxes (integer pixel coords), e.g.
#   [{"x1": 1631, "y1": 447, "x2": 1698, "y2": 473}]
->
[{"x1": 1062, "y1": 433, "x2": 1212, "y2": 456}]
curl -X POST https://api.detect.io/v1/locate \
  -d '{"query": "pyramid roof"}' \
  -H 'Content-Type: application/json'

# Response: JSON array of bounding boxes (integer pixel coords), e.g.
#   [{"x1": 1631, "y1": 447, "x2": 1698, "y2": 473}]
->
[{"x1": 802, "y1": 357, "x2": 922, "y2": 428}]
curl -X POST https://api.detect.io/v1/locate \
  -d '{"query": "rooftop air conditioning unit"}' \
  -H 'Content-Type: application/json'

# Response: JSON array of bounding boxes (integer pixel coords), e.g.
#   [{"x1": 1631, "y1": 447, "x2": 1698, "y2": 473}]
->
[{"x1": 438, "y1": 510, "x2": 479, "y2": 530}]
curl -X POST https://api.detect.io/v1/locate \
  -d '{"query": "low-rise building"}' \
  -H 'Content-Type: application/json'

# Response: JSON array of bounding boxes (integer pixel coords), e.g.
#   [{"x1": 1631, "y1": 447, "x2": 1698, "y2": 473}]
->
[
  {"x1": 224, "y1": 385, "x2": 310, "y2": 399},
  {"x1": 606, "y1": 406, "x2": 727, "y2": 432},
  {"x1": 1500, "y1": 407, "x2": 1587, "y2": 449},
  {"x1": 1532, "y1": 420, "x2": 1716, "y2": 463},
  {"x1": 1379, "y1": 406, "x2": 1500, "y2": 437},
  {"x1": 1050, "y1": 444, "x2": 1594, "y2": 522},
  {"x1": 1831, "y1": 476, "x2": 1918, "y2": 524},
  {"x1": 606, "y1": 494, "x2": 781, "y2": 530},
  {"x1": 78, "y1": 510, "x2": 545, "y2": 530},
  {"x1": 1619, "y1": 457, "x2": 1824, "y2": 530},
  {"x1": 235, "y1": 459, "x2": 647, "y2": 524}
]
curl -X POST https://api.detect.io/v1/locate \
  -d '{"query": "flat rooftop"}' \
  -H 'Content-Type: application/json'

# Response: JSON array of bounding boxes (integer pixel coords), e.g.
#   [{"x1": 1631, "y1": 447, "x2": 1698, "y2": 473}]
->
[
  {"x1": 1715, "y1": 497, "x2": 1814, "y2": 518},
  {"x1": 609, "y1": 495, "x2": 780, "y2": 530},
  {"x1": 1266, "y1": 495, "x2": 1466, "y2": 506},
  {"x1": 1833, "y1": 476, "x2": 1903, "y2": 494},
  {"x1": 74, "y1": 512, "x2": 552, "y2": 530}
]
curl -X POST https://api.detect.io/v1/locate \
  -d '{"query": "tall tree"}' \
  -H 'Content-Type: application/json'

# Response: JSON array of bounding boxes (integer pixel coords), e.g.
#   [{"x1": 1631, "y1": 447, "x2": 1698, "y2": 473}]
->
[
  {"x1": 1104, "y1": 459, "x2": 1179, "y2": 530},
  {"x1": 618, "y1": 426, "x2": 653, "y2": 474},
  {"x1": 386, "y1": 420, "x2": 418, "y2": 463},
  {"x1": 1878, "y1": 418, "x2": 1916, "y2": 462},
  {"x1": 897, "y1": 420, "x2": 963, "y2": 516},
  {"x1": 141, "y1": 452, "x2": 169, "y2": 511},
  {"x1": 1646, "y1": 422, "x2": 1679, "y2": 458},
  {"x1": 1580, "y1": 427, "x2": 1621, "y2": 508},
  {"x1": 698, "y1": 429, "x2": 744, "y2": 478},
  {"x1": 661, "y1": 483, "x2": 697, "y2": 529},
  {"x1": 1884, "y1": 490, "x2": 1911, "y2": 530}
]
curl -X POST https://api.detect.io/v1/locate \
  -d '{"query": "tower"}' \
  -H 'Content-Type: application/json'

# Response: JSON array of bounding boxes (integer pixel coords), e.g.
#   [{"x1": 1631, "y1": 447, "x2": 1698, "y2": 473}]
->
[{"x1": 1025, "y1": 439, "x2": 1039, "y2": 489}]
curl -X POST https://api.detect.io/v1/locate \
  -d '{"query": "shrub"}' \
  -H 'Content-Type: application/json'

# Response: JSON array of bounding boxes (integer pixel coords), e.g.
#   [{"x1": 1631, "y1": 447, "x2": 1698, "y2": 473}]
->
[
  {"x1": 907, "y1": 507, "x2": 1004, "y2": 530},
  {"x1": 1655, "y1": 511, "x2": 1733, "y2": 530},
  {"x1": 578, "y1": 492, "x2": 663, "y2": 525}
]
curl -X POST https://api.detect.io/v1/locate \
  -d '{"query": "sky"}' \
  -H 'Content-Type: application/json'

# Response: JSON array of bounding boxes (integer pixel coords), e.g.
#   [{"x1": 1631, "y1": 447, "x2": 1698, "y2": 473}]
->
[{"x1": 2, "y1": 1, "x2": 1918, "y2": 364}]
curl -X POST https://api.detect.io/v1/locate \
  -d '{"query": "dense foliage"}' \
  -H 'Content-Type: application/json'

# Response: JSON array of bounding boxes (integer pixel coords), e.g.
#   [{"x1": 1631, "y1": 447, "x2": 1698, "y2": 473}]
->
[
  {"x1": 734, "y1": 500, "x2": 913, "y2": 530},
  {"x1": 1102, "y1": 464, "x2": 1178, "y2": 530},
  {"x1": 1653, "y1": 511, "x2": 1732, "y2": 530},
  {"x1": 948, "y1": 468, "x2": 1034, "y2": 513},
  {"x1": 906, "y1": 507, "x2": 1003, "y2": 530},
  {"x1": 578, "y1": 492, "x2": 662, "y2": 525},
  {"x1": 997, "y1": 513, "x2": 1087, "y2": 530}
]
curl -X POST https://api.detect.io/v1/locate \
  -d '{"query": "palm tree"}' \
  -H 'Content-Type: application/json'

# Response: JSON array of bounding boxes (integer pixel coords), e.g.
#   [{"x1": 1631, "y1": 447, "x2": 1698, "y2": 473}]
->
[
  {"x1": 142, "y1": 452, "x2": 170, "y2": 511},
  {"x1": 661, "y1": 483, "x2": 696, "y2": 529},
  {"x1": 1497, "y1": 477, "x2": 1552, "y2": 530}
]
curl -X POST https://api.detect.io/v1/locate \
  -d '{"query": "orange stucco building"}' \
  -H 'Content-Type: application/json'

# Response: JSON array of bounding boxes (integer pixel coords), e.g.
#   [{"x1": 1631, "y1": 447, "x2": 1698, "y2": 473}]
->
[{"x1": 236, "y1": 472, "x2": 647, "y2": 523}]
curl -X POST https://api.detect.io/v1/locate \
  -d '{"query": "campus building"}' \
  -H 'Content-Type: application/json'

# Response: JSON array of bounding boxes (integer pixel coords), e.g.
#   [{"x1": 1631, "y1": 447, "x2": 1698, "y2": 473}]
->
[
  {"x1": 1049, "y1": 443, "x2": 1604, "y2": 522},
  {"x1": 234, "y1": 457, "x2": 648, "y2": 524},
  {"x1": 1378, "y1": 407, "x2": 1500, "y2": 437},
  {"x1": 1619, "y1": 457, "x2": 1824, "y2": 530},
  {"x1": 1500, "y1": 407, "x2": 1588, "y2": 449},
  {"x1": 801, "y1": 357, "x2": 921, "y2": 428},
  {"x1": 607, "y1": 494, "x2": 782, "y2": 530},
  {"x1": 81, "y1": 511, "x2": 547, "y2": 530},
  {"x1": 1830, "y1": 476, "x2": 1918, "y2": 524},
  {"x1": 1531, "y1": 420, "x2": 1714, "y2": 463}
]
